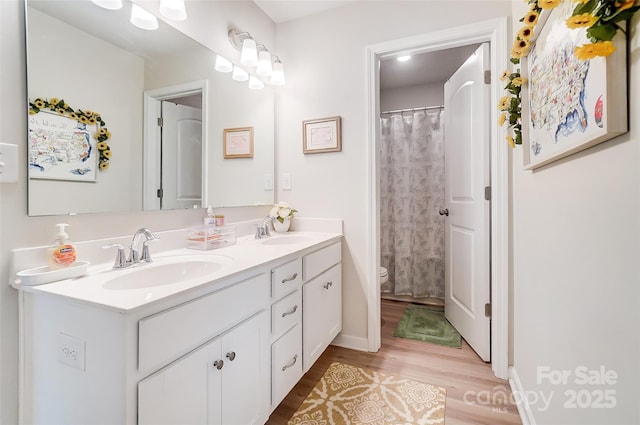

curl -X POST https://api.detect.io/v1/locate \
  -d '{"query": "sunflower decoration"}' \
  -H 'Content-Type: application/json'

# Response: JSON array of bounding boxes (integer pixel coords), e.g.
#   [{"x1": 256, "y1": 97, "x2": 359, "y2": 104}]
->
[
  {"x1": 500, "y1": 0, "x2": 639, "y2": 148},
  {"x1": 28, "y1": 97, "x2": 113, "y2": 170}
]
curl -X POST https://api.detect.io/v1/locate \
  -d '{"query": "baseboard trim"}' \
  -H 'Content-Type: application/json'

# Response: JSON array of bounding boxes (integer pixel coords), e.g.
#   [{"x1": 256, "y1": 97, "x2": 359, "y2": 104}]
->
[
  {"x1": 331, "y1": 333, "x2": 370, "y2": 352},
  {"x1": 509, "y1": 366, "x2": 537, "y2": 425}
]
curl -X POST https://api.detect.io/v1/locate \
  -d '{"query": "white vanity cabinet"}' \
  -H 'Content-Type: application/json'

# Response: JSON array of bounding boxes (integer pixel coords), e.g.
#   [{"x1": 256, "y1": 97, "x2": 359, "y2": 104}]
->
[
  {"x1": 269, "y1": 258, "x2": 304, "y2": 408},
  {"x1": 302, "y1": 242, "x2": 342, "y2": 372},
  {"x1": 138, "y1": 311, "x2": 269, "y2": 425}
]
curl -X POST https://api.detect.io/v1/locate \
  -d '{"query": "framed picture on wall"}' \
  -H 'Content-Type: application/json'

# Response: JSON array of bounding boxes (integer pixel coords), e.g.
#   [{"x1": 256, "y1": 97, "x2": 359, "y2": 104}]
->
[
  {"x1": 303, "y1": 116, "x2": 342, "y2": 154},
  {"x1": 28, "y1": 110, "x2": 99, "y2": 182},
  {"x1": 223, "y1": 127, "x2": 254, "y2": 159},
  {"x1": 521, "y1": 2, "x2": 628, "y2": 170}
]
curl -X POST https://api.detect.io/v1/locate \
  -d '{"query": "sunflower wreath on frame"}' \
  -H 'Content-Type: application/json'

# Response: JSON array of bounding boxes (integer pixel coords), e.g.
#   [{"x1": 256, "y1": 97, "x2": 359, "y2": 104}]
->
[
  {"x1": 499, "y1": 0, "x2": 640, "y2": 148},
  {"x1": 29, "y1": 97, "x2": 113, "y2": 170}
]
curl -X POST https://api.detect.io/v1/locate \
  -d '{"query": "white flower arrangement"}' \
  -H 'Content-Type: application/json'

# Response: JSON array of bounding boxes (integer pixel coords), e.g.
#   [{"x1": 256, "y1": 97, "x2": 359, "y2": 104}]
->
[{"x1": 269, "y1": 202, "x2": 298, "y2": 224}]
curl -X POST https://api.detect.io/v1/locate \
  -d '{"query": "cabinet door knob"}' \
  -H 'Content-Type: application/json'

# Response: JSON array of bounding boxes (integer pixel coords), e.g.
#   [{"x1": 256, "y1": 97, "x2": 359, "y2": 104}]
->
[
  {"x1": 323, "y1": 281, "x2": 333, "y2": 289},
  {"x1": 281, "y1": 273, "x2": 298, "y2": 283},
  {"x1": 439, "y1": 208, "x2": 449, "y2": 216},
  {"x1": 213, "y1": 360, "x2": 224, "y2": 370},
  {"x1": 281, "y1": 354, "x2": 298, "y2": 372},
  {"x1": 225, "y1": 351, "x2": 236, "y2": 361},
  {"x1": 281, "y1": 305, "x2": 298, "y2": 318}
]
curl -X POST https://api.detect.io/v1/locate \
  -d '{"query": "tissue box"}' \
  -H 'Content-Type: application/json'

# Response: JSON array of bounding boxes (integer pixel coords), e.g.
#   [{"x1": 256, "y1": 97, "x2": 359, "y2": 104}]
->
[{"x1": 186, "y1": 225, "x2": 236, "y2": 250}]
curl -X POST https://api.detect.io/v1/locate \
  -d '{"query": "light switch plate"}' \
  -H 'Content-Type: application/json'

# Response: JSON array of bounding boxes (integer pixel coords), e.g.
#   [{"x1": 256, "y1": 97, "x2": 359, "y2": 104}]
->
[
  {"x1": 282, "y1": 173, "x2": 291, "y2": 191},
  {"x1": 0, "y1": 143, "x2": 18, "y2": 183}
]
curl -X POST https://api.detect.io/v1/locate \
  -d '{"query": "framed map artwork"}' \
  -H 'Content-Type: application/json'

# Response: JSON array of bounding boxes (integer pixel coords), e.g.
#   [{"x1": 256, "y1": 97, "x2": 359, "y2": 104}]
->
[
  {"x1": 521, "y1": 1, "x2": 628, "y2": 170},
  {"x1": 28, "y1": 110, "x2": 99, "y2": 181}
]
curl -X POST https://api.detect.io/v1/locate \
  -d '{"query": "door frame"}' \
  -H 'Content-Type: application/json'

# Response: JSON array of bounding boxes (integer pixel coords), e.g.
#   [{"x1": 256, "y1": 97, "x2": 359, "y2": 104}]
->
[
  {"x1": 142, "y1": 80, "x2": 208, "y2": 210},
  {"x1": 365, "y1": 17, "x2": 510, "y2": 379}
]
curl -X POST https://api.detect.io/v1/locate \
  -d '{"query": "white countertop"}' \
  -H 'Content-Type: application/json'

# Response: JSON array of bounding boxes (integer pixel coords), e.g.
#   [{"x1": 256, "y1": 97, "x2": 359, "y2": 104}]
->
[{"x1": 12, "y1": 231, "x2": 342, "y2": 312}]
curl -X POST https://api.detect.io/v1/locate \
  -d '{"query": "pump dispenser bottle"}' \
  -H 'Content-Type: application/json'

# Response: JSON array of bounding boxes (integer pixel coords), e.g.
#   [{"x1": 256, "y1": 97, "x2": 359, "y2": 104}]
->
[{"x1": 47, "y1": 223, "x2": 77, "y2": 270}]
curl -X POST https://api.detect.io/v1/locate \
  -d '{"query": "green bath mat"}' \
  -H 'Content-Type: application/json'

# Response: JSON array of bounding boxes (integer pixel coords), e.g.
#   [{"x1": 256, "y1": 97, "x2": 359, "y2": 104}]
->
[{"x1": 394, "y1": 304, "x2": 461, "y2": 348}]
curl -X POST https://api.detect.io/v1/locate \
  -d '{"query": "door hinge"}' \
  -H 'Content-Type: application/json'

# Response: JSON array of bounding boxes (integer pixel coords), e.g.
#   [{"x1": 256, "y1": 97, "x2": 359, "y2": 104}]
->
[
  {"x1": 484, "y1": 70, "x2": 491, "y2": 85},
  {"x1": 156, "y1": 188, "x2": 163, "y2": 198},
  {"x1": 157, "y1": 117, "x2": 163, "y2": 127},
  {"x1": 484, "y1": 186, "x2": 491, "y2": 201},
  {"x1": 485, "y1": 303, "x2": 492, "y2": 318}
]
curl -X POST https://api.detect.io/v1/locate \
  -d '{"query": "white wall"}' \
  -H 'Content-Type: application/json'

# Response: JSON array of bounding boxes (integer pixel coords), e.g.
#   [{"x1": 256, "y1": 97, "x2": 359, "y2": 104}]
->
[
  {"x1": 0, "y1": 1, "x2": 274, "y2": 423},
  {"x1": 275, "y1": 0, "x2": 512, "y2": 347},
  {"x1": 510, "y1": 2, "x2": 640, "y2": 424},
  {"x1": 27, "y1": 9, "x2": 144, "y2": 215},
  {"x1": 380, "y1": 82, "x2": 443, "y2": 111}
]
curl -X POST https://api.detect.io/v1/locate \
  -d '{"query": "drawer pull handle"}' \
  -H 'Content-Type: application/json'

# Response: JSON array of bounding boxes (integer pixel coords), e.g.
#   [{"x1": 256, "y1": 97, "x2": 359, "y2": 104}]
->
[
  {"x1": 323, "y1": 281, "x2": 333, "y2": 289},
  {"x1": 281, "y1": 273, "x2": 298, "y2": 283},
  {"x1": 282, "y1": 355, "x2": 298, "y2": 372},
  {"x1": 213, "y1": 360, "x2": 224, "y2": 370},
  {"x1": 226, "y1": 351, "x2": 236, "y2": 361},
  {"x1": 281, "y1": 305, "x2": 298, "y2": 318}
]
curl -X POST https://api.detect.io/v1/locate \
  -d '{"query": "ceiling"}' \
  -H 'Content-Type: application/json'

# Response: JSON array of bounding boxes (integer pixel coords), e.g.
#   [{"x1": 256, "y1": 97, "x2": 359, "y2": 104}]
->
[
  {"x1": 380, "y1": 44, "x2": 481, "y2": 90},
  {"x1": 253, "y1": 0, "x2": 359, "y2": 23}
]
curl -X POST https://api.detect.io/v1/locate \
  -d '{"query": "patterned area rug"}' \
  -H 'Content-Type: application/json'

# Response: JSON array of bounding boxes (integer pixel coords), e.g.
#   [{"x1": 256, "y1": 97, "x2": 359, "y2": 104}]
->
[
  {"x1": 288, "y1": 362, "x2": 446, "y2": 425},
  {"x1": 394, "y1": 304, "x2": 461, "y2": 348}
]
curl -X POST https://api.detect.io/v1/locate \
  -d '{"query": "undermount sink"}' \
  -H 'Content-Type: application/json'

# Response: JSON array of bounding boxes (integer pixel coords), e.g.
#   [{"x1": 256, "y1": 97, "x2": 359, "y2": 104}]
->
[
  {"x1": 260, "y1": 235, "x2": 312, "y2": 246},
  {"x1": 102, "y1": 258, "x2": 228, "y2": 290}
]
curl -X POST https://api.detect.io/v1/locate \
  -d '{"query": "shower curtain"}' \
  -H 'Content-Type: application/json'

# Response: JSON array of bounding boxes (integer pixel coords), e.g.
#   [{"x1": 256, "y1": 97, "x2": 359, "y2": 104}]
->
[{"x1": 380, "y1": 109, "x2": 445, "y2": 299}]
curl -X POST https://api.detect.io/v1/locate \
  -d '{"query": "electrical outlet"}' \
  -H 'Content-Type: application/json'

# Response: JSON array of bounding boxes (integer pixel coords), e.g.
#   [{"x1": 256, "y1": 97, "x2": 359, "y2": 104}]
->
[{"x1": 57, "y1": 333, "x2": 85, "y2": 371}]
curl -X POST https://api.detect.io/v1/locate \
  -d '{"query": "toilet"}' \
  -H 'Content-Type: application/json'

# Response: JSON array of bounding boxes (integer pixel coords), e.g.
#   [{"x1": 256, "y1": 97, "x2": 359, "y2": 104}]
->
[{"x1": 380, "y1": 267, "x2": 389, "y2": 285}]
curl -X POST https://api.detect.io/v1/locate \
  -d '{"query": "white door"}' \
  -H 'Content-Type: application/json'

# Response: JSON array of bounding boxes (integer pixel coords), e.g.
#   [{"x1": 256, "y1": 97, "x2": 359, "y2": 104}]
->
[
  {"x1": 161, "y1": 101, "x2": 202, "y2": 210},
  {"x1": 443, "y1": 43, "x2": 491, "y2": 361}
]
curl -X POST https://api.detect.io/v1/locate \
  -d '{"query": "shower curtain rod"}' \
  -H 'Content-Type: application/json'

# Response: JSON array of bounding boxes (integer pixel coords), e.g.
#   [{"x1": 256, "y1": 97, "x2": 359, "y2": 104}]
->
[{"x1": 380, "y1": 105, "x2": 444, "y2": 115}]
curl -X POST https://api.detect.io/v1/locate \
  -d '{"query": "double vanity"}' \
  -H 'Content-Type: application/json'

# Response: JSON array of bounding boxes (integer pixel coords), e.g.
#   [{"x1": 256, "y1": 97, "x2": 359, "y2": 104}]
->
[{"x1": 12, "y1": 221, "x2": 342, "y2": 424}]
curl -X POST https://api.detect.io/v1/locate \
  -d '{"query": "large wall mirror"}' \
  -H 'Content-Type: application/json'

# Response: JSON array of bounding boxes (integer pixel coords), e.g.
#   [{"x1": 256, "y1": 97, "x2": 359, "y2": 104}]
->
[{"x1": 26, "y1": 0, "x2": 275, "y2": 216}]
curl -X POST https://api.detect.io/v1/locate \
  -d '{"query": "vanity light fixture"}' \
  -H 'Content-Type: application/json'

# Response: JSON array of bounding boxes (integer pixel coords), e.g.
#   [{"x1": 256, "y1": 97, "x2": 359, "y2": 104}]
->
[
  {"x1": 130, "y1": 3, "x2": 158, "y2": 30},
  {"x1": 256, "y1": 49, "x2": 273, "y2": 77},
  {"x1": 240, "y1": 38, "x2": 258, "y2": 67},
  {"x1": 248, "y1": 75, "x2": 264, "y2": 90},
  {"x1": 231, "y1": 66, "x2": 249, "y2": 82},
  {"x1": 159, "y1": 0, "x2": 187, "y2": 21},
  {"x1": 270, "y1": 57, "x2": 286, "y2": 86},
  {"x1": 91, "y1": 0, "x2": 122, "y2": 9},
  {"x1": 214, "y1": 55, "x2": 233, "y2": 73}
]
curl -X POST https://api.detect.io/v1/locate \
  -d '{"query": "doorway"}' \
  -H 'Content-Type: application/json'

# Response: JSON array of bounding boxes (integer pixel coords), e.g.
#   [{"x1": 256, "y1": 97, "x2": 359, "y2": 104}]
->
[
  {"x1": 365, "y1": 18, "x2": 510, "y2": 379},
  {"x1": 142, "y1": 80, "x2": 208, "y2": 211}
]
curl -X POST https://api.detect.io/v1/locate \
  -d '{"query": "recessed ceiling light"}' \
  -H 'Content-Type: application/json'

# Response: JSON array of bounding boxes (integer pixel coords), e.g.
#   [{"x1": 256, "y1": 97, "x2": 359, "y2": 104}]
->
[{"x1": 396, "y1": 55, "x2": 411, "y2": 62}]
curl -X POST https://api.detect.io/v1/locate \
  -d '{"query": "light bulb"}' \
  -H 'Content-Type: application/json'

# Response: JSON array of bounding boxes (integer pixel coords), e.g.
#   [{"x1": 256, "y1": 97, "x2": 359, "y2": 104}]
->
[
  {"x1": 91, "y1": 0, "x2": 122, "y2": 9},
  {"x1": 232, "y1": 66, "x2": 249, "y2": 82},
  {"x1": 130, "y1": 4, "x2": 158, "y2": 30},
  {"x1": 214, "y1": 55, "x2": 233, "y2": 73},
  {"x1": 159, "y1": 0, "x2": 187, "y2": 21},
  {"x1": 256, "y1": 50, "x2": 272, "y2": 77},
  {"x1": 240, "y1": 38, "x2": 258, "y2": 67},
  {"x1": 249, "y1": 75, "x2": 264, "y2": 90},
  {"x1": 270, "y1": 59, "x2": 285, "y2": 86}
]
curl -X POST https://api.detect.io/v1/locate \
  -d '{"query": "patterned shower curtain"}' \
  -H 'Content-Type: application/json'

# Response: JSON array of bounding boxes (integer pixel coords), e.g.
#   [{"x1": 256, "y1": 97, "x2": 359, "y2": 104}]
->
[{"x1": 380, "y1": 110, "x2": 445, "y2": 299}]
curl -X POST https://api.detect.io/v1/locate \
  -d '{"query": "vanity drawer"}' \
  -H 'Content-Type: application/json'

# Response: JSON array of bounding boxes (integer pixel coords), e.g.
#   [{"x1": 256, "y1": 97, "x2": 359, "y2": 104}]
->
[
  {"x1": 303, "y1": 241, "x2": 341, "y2": 281},
  {"x1": 271, "y1": 289, "x2": 301, "y2": 338},
  {"x1": 138, "y1": 273, "x2": 269, "y2": 373},
  {"x1": 271, "y1": 324, "x2": 302, "y2": 407},
  {"x1": 271, "y1": 258, "x2": 302, "y2": 300}
]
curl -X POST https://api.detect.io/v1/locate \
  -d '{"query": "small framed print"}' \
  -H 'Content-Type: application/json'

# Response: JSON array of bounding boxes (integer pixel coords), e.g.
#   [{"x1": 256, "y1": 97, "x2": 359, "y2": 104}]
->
[
  {"x1": 303, "y1": 116, "x2": 341, "y2": 154},
  {"x1": 223, "y1": 127, "x2": 254, "y2": 158}
]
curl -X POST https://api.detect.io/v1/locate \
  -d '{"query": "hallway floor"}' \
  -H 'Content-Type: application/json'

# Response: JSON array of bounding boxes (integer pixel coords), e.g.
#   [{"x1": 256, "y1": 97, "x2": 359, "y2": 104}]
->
[{"x1": 267, "y1": 298, "x2": 521, "y2": 425}]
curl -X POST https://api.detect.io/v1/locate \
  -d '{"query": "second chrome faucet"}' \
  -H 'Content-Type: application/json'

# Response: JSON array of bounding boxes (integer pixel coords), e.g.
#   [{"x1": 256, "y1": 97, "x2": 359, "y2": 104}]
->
[{"x1": 103, "y1": 228, "x2": 159, "y2": 269}]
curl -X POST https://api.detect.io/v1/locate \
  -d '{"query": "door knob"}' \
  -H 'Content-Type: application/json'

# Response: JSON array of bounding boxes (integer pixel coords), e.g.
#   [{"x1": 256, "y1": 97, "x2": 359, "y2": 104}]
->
[{"x1": 439, "y1": 208, "x2": 449, "y2": 216}]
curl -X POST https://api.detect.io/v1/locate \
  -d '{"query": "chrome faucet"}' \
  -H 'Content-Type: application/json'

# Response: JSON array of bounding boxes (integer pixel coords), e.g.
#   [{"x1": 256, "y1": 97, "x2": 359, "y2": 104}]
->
[
  {"x1": 128, "y1": 228, "x2": 159, "y2": 264},
  {"x1": 255, "y1": 216, "x2": 275, "y2": 239}
]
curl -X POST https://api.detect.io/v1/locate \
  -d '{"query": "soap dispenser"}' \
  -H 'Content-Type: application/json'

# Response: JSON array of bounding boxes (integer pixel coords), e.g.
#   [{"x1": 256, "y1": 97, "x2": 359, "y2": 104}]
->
[{"x1": 48, "y1": 223, "x2": 77, "y2": 270}]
